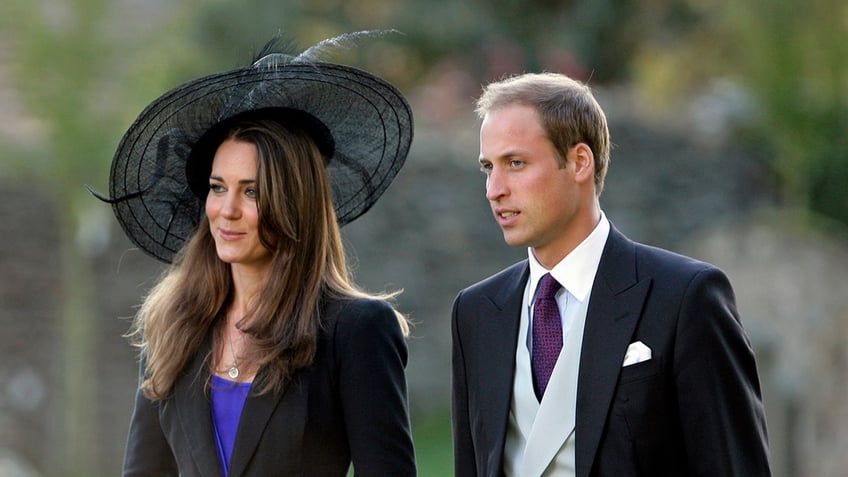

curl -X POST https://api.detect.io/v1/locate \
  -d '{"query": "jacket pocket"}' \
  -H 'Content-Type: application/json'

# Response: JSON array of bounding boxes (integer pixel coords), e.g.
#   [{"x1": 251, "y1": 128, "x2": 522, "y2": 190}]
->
[{"x1": 618, "y1": 355, "x2": 661, "y2": 384}]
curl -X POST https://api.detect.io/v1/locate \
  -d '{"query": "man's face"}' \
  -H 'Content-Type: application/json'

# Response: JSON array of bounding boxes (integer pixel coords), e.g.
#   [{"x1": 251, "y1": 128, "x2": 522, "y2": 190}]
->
[{"x1": 478, "y1": 104, "x2": 583, "y2": 264}]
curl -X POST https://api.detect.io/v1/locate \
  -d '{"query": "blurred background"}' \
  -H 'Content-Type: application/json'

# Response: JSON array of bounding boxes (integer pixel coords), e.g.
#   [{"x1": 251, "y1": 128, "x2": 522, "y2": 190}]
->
[{"x1": 1, "y1": 0, "x2": 846, "y2": 475}]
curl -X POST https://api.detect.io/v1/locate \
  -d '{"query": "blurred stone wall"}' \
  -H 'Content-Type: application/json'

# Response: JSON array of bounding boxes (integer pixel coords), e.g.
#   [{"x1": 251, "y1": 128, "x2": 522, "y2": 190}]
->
[
  {"x1": 1, "y1": 89, "x2": 846, "y2": 476},
  {"x1": 685, "y1": 210, "x2": 848, "y2": 477},
  {"x1": 0, "y1": 183, "x2": 61, "y2": 477}
]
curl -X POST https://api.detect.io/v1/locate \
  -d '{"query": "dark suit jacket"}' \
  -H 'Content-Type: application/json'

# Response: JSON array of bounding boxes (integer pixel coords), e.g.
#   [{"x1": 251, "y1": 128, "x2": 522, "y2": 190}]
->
[
  {"x1": 123, "y1": 297, "x2": 416, "y2": 476},
  {"x1": 451, "y1": 225, "x2": 771, "y2": 476}
]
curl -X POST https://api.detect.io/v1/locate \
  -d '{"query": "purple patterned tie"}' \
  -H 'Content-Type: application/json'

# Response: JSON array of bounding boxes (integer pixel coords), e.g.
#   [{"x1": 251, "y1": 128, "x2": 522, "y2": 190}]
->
[{"x1": 532, "y1": 273, "x2": 563, "y2": 400}]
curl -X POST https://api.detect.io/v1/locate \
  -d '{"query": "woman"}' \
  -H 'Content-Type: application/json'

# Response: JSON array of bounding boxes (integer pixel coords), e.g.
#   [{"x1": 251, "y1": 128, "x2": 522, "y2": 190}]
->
[{"x1": 96, "y1": 32, "x2": 415, "y2": 476}]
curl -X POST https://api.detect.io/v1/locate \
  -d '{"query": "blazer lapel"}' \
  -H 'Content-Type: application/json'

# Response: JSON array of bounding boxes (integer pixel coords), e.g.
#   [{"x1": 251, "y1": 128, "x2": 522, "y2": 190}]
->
[
  {"x1": 174, "y1": 349, "x2": 223, "y2": 477},
  {"x1": 227, "y1": 372, "x2": 307, "y2": 476},
  {"x1": 476, "y1": 262, "x2": 529, "y2": 471},
  {"x1": 575, "y1": 226, "x2": 651, "y2": 477}
]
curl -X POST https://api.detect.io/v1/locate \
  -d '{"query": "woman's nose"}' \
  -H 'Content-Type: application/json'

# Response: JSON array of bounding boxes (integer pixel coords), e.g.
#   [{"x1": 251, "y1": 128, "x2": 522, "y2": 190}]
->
[{"x1": 220, "y1": 193, "x2": 241, "y2": 219}]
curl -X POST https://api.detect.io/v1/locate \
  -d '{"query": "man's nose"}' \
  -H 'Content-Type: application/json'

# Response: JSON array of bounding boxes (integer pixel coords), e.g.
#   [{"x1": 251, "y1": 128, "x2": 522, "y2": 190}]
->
[{"x1": 485, "y1": 169, "x2": 507, "y2": 201}]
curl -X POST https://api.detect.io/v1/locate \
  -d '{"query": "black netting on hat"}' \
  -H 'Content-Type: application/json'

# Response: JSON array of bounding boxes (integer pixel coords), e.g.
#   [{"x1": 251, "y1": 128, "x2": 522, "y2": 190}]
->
[{"x1": 106, "y1": 61, "x2": 412, "y2": 263}]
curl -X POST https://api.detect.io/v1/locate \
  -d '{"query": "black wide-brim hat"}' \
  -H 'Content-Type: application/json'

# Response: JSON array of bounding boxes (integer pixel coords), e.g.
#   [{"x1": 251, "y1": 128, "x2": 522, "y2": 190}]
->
[{"x1": 99, "y1": 31, "x2": 413, "y2": 263}]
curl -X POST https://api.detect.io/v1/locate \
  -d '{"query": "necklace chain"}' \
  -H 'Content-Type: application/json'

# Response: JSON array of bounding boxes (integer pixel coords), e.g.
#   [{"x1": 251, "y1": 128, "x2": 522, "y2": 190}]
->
[{"x1": 227, "y1": 328, "x2": 240, "y2": 380}]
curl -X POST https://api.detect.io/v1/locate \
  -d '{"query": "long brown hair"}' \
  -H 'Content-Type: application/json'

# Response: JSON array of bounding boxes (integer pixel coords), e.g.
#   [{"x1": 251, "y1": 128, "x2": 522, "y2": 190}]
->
[{"x1": 129, "y1": 118, "x2": 408, "y2": 400}]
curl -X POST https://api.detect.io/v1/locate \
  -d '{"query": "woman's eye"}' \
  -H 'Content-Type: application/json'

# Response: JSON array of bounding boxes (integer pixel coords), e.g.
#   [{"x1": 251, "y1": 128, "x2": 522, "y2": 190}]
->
[
  {"x1": 245, "y1": 188, "x2": 257, "y2": 199},
  {"x1": 209, "y1": 183, "x2": 224, "y2": 193}
]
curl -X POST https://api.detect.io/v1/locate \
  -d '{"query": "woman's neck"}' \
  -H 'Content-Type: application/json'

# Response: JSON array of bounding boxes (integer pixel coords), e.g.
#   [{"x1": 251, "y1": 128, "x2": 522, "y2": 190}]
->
[
  {"x1": 218, "y1": 265, "x2": 267, "y2": 382},
  {"x1": 228, "y1": 263, "x2": 269, "y2": 316}
]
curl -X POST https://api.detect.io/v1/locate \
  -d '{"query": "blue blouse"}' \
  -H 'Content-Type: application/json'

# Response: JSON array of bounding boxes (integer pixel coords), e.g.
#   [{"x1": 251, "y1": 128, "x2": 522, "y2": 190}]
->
[{"x1": 210, "y1": 375, "x2": 251, "y2": 476}]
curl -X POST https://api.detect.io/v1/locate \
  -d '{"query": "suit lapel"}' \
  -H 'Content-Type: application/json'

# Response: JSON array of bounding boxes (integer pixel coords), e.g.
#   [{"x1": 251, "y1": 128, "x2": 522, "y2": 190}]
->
[
  {"x1": 173, "y1": 339, "x2": 308, "y2": 476},
  {"x1": 575, "y1": 227, "x2": 651, "y2": 477},
  {"x1": 174, "y1": 348, "x2": 223, "y2": 477},
  {"x1": 228, "y1": 372, "x2": 307, "y2": 476},
  {"x1": 476, "y1": 262, "x2": 528, "y2": 471}
]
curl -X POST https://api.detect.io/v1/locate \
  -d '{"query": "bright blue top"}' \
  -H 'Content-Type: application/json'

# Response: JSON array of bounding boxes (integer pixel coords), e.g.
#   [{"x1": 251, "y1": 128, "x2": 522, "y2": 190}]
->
[{"x1": 210, "y1": 375, "x2": 251, "y2": 476}]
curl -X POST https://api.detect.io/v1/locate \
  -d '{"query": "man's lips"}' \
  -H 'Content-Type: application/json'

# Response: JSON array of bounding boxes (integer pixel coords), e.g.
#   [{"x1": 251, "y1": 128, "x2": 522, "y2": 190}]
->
[{"x1": 493, "y1": 208, "x2": 520, "y2": 225}]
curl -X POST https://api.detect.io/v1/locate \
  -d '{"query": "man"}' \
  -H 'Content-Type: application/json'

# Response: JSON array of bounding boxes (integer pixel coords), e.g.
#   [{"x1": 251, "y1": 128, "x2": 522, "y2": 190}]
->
[{"x1": 450, "y1": 72, "x2": 771, "y2": 476}]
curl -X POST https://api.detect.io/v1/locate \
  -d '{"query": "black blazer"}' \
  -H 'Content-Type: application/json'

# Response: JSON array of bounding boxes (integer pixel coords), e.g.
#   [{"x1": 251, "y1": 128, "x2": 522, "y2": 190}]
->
[
  {"x1": 123, "y1": 297, "x2": 416, "y2": 476},
  {"x1": 451, "y1": 225, "x2": 771, "y2": 476}
]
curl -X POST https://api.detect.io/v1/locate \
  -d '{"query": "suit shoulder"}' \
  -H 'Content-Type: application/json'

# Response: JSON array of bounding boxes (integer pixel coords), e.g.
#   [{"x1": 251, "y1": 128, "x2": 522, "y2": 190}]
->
[
  {"x1": 632, "y1": 240, "x2": 727, "y2": 283},
  {"x1": 323, "y1": 297, "x2": 404, "y2": 343},
  {"x1": 459, "y1": 260, "x2": 528, "y2": 297}
]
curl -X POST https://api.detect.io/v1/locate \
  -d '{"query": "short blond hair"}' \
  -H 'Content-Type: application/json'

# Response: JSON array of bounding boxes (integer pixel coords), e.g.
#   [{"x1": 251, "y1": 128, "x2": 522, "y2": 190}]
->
[{"x1": 476, "y1": 72, "x2": 610, "y2": 195}]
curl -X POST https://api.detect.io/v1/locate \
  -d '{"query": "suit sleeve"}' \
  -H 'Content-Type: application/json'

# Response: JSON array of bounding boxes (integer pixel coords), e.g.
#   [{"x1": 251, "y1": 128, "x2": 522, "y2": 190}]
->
[
  {"x1": 336, "y1": 300, "x2": 416, "y2": 476},
  {"x1": 674, "y1": 267, "x2": 771, "y2": 476},
  {"x1": 451, "y1": 289, "x2": 478, "y2": 477},
  {"x1": 122, "y1": 358, "x2": 178, "y2": 477}
]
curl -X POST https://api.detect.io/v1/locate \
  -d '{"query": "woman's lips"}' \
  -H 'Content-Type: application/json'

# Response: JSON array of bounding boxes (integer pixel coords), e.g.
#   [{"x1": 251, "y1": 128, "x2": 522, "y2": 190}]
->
[{"x1": 218, "y1": 229, "x2": 245, "y2": 240}]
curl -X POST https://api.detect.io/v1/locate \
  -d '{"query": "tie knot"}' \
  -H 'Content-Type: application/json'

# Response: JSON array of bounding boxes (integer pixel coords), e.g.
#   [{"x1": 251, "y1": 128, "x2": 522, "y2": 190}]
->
[{"x1": 536, "y1": 273, "x2": 561, "y2": 301}]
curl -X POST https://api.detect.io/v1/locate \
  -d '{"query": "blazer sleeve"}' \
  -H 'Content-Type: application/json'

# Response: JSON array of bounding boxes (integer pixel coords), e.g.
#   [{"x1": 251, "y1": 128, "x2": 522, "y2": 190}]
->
[
  {"x1": 674, "y1": 266, "x2": 771, "y2": 476},
  {"x1": 123, "y1": 358, "x2": 179, "y2": 477},
  {"x1": 335, "y1": 299, "x2": 416, "y2": 476}
]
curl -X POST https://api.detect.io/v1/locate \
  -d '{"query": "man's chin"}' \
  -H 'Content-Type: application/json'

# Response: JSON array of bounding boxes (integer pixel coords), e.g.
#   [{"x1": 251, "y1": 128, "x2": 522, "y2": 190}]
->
[{"x1": 501, "y1": 232, "x2": 529, "y2": 248}]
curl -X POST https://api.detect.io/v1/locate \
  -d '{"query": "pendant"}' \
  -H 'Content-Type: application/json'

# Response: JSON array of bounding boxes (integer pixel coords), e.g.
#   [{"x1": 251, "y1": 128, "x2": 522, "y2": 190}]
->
[{"x1": 228, "y1": 366, "x2": 239, "y2": 379}]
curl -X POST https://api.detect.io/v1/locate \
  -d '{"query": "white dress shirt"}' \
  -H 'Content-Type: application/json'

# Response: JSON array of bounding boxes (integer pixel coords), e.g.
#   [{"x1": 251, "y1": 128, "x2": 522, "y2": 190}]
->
[{"x1": 503, "y1": 212, "x2": 610, "y2": 477}]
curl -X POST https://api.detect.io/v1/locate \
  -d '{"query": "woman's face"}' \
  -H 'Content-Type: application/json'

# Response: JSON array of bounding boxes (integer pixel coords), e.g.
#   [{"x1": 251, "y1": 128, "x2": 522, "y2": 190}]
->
[{"x1": 205, "y1": 138, "x2": 272, "y2": 270}]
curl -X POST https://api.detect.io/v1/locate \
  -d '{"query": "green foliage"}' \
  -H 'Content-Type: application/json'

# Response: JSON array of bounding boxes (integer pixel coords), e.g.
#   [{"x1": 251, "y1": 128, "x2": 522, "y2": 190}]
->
[
  {"x1": 2, "y1": 1, "x2": 845, "y2": 473},
  {"x1": 627, "y1": 0, "x2": 848, "y2": 226},
  {"x1": 1, "y1": 2, "x2": 203, "y2": 475},
  {"x1": 722, "y1": 0, "x2": 848, "y2": 225}
]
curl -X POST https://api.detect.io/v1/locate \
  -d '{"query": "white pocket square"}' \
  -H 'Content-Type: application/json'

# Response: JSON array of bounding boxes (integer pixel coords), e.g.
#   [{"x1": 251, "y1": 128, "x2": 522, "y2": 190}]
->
[{"x1": 622, "y1": 341, "x2": 652, "y2": 367}]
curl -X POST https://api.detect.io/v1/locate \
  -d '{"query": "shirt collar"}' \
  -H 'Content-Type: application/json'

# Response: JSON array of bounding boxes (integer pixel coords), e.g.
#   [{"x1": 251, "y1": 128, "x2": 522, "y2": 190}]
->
[{"x1": 527, "y1": 211, "x2": 610, "y2": 302}]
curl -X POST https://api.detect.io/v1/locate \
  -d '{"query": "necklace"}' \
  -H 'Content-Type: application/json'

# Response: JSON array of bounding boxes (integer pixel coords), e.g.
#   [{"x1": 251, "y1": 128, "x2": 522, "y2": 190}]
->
[{"x1": 227, "y1": 329, "x2": 240, "y2": 380}]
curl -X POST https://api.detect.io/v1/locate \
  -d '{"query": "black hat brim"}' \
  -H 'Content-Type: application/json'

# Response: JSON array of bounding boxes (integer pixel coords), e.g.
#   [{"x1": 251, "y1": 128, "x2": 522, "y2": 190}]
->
[{"x1": 108, "y1": 61, "x2": 413, "y2": 263}]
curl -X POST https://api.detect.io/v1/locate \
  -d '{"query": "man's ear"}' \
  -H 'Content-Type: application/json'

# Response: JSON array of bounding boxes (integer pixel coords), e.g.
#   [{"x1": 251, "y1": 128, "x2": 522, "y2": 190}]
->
[{"x1": 571, "y1": 143, "x2": 595, "y2": 183}]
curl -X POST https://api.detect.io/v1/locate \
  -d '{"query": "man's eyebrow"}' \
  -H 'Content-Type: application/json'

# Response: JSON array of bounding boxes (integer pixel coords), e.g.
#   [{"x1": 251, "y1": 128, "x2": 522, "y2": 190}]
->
[{"x1": 479, "y1": 150, "x2": 524, "y2": 163}]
